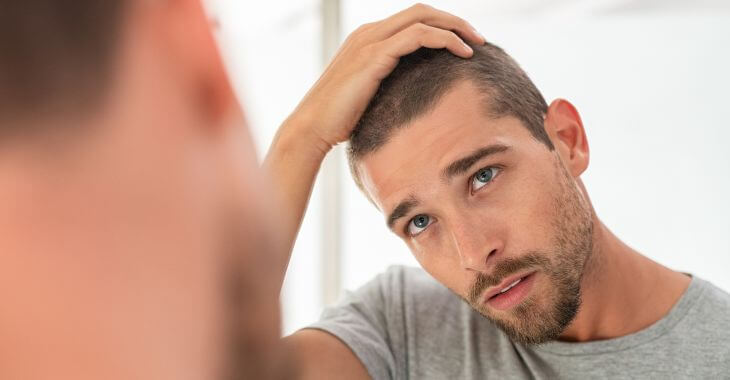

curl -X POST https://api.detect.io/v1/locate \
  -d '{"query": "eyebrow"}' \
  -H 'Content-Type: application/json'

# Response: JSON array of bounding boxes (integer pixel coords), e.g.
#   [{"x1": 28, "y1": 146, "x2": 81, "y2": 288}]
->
[
  {"x1": 386, "y1": 195, "x2": 419, "y2": 230},
  {"x1": 440, "y1": 144, "x2": 511, "y2": 181},
  {"x1": 385, "y1": 144, "x2": 510, "y2": 231}
]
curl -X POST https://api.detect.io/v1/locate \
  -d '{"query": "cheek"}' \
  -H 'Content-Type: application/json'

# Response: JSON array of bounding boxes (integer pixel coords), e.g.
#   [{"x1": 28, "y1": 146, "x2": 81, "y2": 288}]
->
[
  {"x1": 410, "y1": 242, "x2": 473, "y2": 296},
  {"x1": 498, "y1": 167, "x2": 560, "y2": 253}
]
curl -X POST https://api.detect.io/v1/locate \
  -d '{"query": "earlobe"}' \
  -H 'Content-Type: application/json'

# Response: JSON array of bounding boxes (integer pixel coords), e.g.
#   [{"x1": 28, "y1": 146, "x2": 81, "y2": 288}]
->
[{"x1": 545, "y1": 99, "x2": 589, "y2": 177}]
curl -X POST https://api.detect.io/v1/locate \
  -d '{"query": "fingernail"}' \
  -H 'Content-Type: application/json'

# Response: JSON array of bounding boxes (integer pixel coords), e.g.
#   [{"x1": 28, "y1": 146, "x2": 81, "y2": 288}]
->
[
  {"x1": 473, "y1": 28, "x2": 486, "y2": 43},
  {"x1": 462, "y1": 41, "x2": 473, "y2": 53}
]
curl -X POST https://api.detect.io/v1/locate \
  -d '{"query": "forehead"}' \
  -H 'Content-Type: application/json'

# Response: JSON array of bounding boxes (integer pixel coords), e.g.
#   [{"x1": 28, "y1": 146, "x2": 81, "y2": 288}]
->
[{"x1": 358, "y1": 81, "x2": 541, "y2": 212}]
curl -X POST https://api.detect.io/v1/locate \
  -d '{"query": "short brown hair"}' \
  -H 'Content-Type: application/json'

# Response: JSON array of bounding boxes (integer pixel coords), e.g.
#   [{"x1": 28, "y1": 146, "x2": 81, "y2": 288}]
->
[
  {"x1": 347, "y1": 42, "x2": 553, "y2": 190},
  {"x1": 0, "y1": 1, "x2": 127, "y2": 127}
]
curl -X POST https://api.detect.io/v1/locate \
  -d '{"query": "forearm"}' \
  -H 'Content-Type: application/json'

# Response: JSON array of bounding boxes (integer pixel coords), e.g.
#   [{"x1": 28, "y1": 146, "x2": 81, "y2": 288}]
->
[
  {"x1": 260, "y1": 3, "x2": 483, "y2": 290},
  {"x1": 262, "y1": 113, "x2": 332, "y2": 277}
]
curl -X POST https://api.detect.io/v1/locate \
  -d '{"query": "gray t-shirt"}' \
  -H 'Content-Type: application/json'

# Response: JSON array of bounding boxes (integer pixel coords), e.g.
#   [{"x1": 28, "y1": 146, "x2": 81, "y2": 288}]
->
[{"x1": 307, "y1": 266, "x2": 730, "y2": 379}]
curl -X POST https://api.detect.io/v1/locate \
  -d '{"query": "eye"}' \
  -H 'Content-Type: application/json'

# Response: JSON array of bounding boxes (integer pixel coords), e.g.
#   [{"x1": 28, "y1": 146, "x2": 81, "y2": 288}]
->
[
  {"x1": 407, "y1": 214, "x2": 432, "y2": 236},
  {"x1": 471, "y1": 167, "x2": 500, "y2": 192}
]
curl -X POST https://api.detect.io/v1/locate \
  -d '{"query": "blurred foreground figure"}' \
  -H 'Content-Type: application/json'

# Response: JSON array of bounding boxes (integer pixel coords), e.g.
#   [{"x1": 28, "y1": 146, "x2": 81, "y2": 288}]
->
[
  {"x1": 0, "y1": 1, "x2": 485, "y2": 378},
  {"x1": 0, "y1": 1, "x2": 287, "y2": 379}
]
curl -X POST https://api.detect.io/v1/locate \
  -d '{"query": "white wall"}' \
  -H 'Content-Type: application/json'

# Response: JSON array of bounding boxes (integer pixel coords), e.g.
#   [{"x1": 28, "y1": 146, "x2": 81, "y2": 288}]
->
[
  {"x1": 209, "y1": 0, "x2": 730, "y2": 334},
  {"x1": 206, "y1": 0, "x2": 326, "y2": 335}
]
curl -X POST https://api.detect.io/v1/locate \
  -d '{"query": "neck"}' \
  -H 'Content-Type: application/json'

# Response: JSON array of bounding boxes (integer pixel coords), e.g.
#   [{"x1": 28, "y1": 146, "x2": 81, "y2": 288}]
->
[{"x1": 557, "y1": 218, "x2": 690, "y2": 342}]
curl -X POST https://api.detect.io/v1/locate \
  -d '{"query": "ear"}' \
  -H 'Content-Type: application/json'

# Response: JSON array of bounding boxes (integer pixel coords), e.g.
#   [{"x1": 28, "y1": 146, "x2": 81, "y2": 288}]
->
[
  {"x1": 544, "y1": 99, "x2": 589, "y2": 177},
  {"x1": 148, "y1": 0, "x2": 237, "y2": 129}
]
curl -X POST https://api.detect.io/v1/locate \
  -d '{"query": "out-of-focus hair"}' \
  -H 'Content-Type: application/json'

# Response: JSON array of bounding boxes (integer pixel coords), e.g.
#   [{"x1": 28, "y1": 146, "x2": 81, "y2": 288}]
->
[{"x1": 0, "y1": 2, "x2": 127, "y2": 127}]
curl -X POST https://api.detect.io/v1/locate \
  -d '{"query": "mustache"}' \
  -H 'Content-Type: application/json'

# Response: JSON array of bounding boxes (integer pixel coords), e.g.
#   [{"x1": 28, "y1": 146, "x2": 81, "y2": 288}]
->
[{"x1": 467, "y1": 253, "x2": 550, "y2": 304}]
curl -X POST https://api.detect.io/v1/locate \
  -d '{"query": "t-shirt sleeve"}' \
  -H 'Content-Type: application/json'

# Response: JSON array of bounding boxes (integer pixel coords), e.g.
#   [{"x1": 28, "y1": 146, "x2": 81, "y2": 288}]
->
[{"x1": 305, "y1": 267, "x2": 406, "y2": 380}]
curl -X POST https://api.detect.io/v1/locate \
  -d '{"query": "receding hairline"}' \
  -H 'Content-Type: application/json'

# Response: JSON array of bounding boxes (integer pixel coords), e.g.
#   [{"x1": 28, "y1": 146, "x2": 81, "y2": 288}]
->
[
  {"x1": 355, "y1": 78, "x2": 510, "y2": 156},
  {"x1": 347, "y1": 43, "x2": 554, "y2": 198},
  {"x1": 348, "y1": 78, "x2": 542, "y2": 197}
]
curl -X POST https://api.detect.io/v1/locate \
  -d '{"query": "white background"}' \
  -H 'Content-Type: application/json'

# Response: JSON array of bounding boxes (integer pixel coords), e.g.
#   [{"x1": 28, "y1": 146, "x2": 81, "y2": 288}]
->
[{"x1": 208, "y1": 0, "x2": 730, "y2": 334}]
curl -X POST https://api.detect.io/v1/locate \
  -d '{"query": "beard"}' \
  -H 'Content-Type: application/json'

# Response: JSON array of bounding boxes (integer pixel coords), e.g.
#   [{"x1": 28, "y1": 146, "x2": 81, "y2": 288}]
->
[{"x1": 465, "y1": 161, "x2": 594, "y2": 345}]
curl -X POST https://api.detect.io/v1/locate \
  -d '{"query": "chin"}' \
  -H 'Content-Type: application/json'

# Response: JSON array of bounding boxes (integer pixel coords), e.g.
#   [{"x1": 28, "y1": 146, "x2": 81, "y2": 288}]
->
[{"x1": 474, "y1": 287, "x2": 580, "y2": 345}]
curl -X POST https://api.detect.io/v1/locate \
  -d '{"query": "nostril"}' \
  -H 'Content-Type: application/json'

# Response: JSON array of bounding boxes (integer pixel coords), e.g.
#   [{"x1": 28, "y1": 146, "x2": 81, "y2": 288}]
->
[{"x1": 486, "y1": 248, "x2": 498, "y2": 262}]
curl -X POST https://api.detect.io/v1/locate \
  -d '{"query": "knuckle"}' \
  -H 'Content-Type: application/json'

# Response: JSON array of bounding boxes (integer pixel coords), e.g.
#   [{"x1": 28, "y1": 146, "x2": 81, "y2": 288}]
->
[
  {"x1": 351, "y1": 24, "x2": 367, "y2": 36},
  {"x1": 455, "y1": 16, "x2": 469, "y2": 27},
  {"x1": 409, "y1": 22, "x2": 428, "y2": 35},
  {"x1": 346, "y1": 23, "x2": 374, "y2": 44},
  {"x1": 411, "y1": 3, "x2": 433, "y2": 15},
  {"x1": 356, "y1": 22, "x2": 374, "y2": 33},
  {"x1": 410, "y1": 3, "x2": 432, "y2": 13}
]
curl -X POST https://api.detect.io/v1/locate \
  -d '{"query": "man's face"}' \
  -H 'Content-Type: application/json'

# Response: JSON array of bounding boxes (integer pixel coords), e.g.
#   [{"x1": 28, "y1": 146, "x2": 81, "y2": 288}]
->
[{"x1": 358, "y1": 81, "x2": 595, "y2": 344}]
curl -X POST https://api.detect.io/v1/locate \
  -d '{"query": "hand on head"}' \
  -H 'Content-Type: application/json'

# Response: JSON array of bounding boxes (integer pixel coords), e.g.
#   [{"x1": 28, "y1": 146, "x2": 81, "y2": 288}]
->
[{"x1": 281, "y1": 3, "x2": 486, "y2": 154}]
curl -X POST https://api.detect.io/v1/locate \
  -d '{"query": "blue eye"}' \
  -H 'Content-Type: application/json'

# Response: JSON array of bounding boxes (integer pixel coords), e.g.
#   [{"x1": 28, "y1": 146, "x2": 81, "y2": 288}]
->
[
  {"x1": 472, "y1": 167, "x2": 499, "y2": 192},
  {"x1": 407, "y1": 214, "x2": 431, "y2": 236}
]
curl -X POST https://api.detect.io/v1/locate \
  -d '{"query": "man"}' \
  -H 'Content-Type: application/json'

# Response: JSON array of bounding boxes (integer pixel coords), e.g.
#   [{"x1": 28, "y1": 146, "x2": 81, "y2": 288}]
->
[
  {"x1": 268, "y1": 6, "x2": 730, "y2": 380},
  {"x1": 0, "y1": 1, "x2": 287, "y2": 378},
  {"x1": 1, "y1": 1, "x2": 480, "y2": 379}
]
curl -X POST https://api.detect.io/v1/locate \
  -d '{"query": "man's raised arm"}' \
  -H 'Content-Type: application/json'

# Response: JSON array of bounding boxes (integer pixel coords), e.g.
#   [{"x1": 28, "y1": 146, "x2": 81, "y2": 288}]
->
[{"x1": 262, "y1": 4, "x2": 485, "y2": 379}]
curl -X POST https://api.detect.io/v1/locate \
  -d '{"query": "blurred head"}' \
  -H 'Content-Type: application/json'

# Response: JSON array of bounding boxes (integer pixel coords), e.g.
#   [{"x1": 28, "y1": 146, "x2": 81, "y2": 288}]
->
[
  {"x1": 348, "y1": 44, "x2": 596, "y2": 344},
  {"x1": 0, "y1": 1, "x2": 285, "y2": 378}
]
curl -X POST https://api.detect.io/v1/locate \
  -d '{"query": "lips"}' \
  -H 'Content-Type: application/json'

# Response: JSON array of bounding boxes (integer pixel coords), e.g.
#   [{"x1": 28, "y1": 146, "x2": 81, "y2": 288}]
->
[
  {"x1": 483, "y1": 271, "x2": 535, "y2": 300},
  {"x1": 496, "y1": 278, "x2": 523, "y2": 295}
]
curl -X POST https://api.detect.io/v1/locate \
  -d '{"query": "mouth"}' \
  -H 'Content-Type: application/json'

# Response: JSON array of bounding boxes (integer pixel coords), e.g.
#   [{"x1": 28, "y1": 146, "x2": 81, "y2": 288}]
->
[{"x1": 483, "y1": 271, "x2": 537, "y2": 311}]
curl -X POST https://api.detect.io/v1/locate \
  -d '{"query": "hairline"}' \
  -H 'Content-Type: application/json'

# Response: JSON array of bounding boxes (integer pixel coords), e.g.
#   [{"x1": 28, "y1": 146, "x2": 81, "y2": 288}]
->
[{"x1": 348, "y1": 78, "x2": 551, "y2": 198}]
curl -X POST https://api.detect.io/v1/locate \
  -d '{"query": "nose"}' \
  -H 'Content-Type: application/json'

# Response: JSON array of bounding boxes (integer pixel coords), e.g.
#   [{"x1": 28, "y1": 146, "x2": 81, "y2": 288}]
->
[{"x1": 448, "y1": 217, "x2": 503, "y2": 272}]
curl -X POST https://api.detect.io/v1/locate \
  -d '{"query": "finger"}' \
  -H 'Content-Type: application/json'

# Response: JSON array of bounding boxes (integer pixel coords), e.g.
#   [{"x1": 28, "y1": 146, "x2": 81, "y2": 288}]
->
[
  {"x1": 378, "y1": 23, "x2": 474, "y2": 61},
  {"x1": 369, "y1": 3, "x2": 485, "y2": 45}
]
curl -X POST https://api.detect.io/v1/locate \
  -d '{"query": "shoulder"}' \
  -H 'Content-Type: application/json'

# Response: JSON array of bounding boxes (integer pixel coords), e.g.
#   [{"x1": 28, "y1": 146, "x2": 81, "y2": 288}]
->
[
  {"x1": 374, "y1": 265, "x2": 451, "y2": 292},
  {"x1": 698, "y1": 278, "x2": 730, "y2": 307},
  {"x1": 355, "y1": 265, "x2": 501, "y2": 340},
  {"x1": 309, "y1": 266, "x2": 514, "y2": 378},
  {"x1": 692, "y1": 277, "x2": 730, "y2": 322},
  {"x1": 314, "y1": 265, "x2": 456, "y2": 325},
  {"x1": 307, "y1": 266, "x2": 479, "y2": 379},
  {"x1": 359, "y1": 265, "x2": 462, "y2": 311},
  {"x1": 315, "y1": 265, "x2": 487, "y2": 337},
  {"x1": 343, "y1": 265, "x2": 453, "y2": 300},
  {"x1": 677, "y1": 276, "x2": 730, "y2": 353}
]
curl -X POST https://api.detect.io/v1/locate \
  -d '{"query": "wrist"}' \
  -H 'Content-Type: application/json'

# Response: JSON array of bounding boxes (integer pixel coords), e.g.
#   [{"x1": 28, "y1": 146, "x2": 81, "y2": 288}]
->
[{"x1": 272, "y1": 113, "x2": 334, "y2": 163}]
